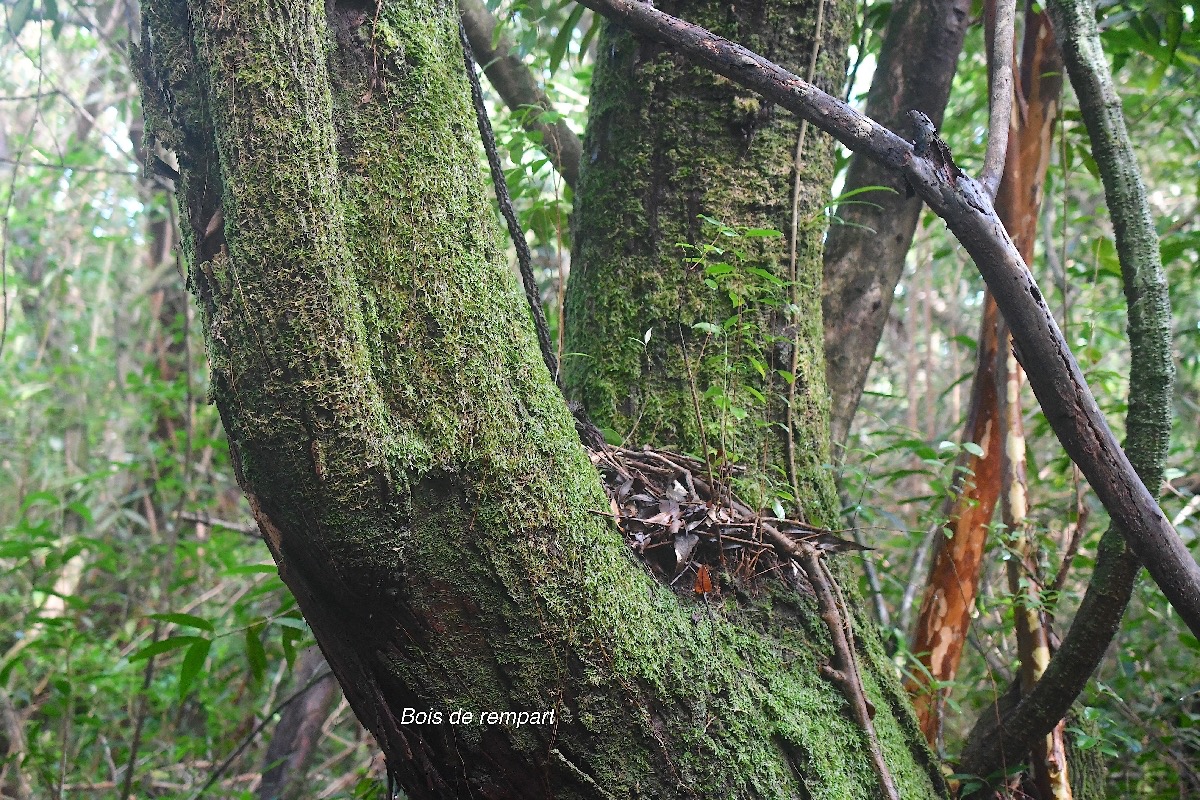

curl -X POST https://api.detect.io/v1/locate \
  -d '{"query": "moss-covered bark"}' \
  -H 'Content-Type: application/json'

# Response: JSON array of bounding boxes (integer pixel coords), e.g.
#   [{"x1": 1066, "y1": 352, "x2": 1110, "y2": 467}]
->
[
  {"x1": 136, "y1": 0, "x2": 944, "y2": 796},
  {"x1": 564, "y1": 0, "x2": 849, "y2": 522}
]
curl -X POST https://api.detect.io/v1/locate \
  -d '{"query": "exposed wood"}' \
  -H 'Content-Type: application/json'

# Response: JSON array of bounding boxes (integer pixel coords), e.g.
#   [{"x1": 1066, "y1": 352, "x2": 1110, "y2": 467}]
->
[
  {"x1": 906, "y1": 293, "x2": 1003, "y2": 746},
  {"x1": 960, "y1": 0, "x2": 1176, "y2": 781},
  {"x1": 988, "y1": 11, "x2": 1070, "y2": 794},
  {"x1": 912, "y1": 4, "x2": 1070, "y2": 783}
]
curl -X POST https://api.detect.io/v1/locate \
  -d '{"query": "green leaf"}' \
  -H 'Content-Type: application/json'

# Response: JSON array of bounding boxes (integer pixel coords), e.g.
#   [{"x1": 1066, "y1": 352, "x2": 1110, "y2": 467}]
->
[
  {"x1": 67, "y1": 501, "x2": 94, "y2": 523},
  {"x1": 245, "y1": 623, "x2": 267, "y2": 683},
  {"x1": 148, "y1": 612, "x2": 215, "y2": 632},
  {"x1": 280, "y1": 625, "x2": 300, "y2": 669},
  {"x1": 745, "y1": 266, "x2": 785, "y2": 285},
  {"x1": 7, "y1": 0, "x2": 34, "y2": 39},
  {"x1": 692, "y1": 321, "x2": 722, "y2": 336},
  {"x1": 178, "y1": 639, "x2": 211, "y2": 699},
  {"x1": 20, "y1": 490, "x2": 60, "y2": 514},
  {"x1": 741, "y1": 227, "x2": 784, "y2": 238},
  {"x1": 129, "y1": 635, "x2": 206, "y2": 662},
  {"x1": 830, "y1": 184, "x2": 898, "y2": 202},
  {"x1": 961, "y1": 442, "x2": 985, "y2": 457},
  {"x1": 579, "y1": 16, "x2": 601, "y2": 57},
  {"x1": 272, "y1": 616, "x2": 309, "y2": 631},
  {"x1": 0, "y1": 539, "x2": 46, "y2": 558},
  {"x1": 549, "y1": 3, "x2": 585, "y2": 75},
  {"x1": 1078, "y1": 147, "x2": 1101, "y2": 180}
]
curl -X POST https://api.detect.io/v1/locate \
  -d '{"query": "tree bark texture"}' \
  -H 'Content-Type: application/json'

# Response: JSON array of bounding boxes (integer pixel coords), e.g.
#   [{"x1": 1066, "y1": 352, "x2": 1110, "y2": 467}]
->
[
  {"x1": 571, "y1": 0, "x2": 1200, "y2": 637},
  {"x1": 822, "y1": 0, "x2": 970, "y2": 450},
  {"x1": 136, "y1": 0, "x2": 946, "y2": 796},
  {"x1": 564, "y1": 0, "x2": 850, "y2": 520},
  {"x1": 906, "y1": 294, "x2": 1004, "y2": 743}
]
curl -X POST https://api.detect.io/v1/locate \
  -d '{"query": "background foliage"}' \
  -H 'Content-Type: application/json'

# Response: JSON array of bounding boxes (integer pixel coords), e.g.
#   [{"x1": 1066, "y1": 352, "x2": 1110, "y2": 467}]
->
[{"x1": 0, "y1": 0, "x2": 1197, "y2": 795}]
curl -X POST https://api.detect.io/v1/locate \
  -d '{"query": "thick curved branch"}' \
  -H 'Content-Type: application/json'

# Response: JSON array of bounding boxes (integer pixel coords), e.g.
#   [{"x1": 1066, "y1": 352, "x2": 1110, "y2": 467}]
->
[
  {"x1": 459, "y1": 0, "x2": 582, "y2": 189},
  {"x1": 570, "y1": 0, "x2": 1200, "y2": 636},
  {"x1": 959, "y1": 0, "x2": 1175, "y2": 780}
]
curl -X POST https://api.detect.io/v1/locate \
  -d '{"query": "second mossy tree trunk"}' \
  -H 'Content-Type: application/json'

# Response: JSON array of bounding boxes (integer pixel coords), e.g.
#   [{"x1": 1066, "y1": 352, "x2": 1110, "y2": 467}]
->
[
  {"x1": 564, "y1": 0, "x2": 848, "y2": 522},
  {"x1": 137, "y1": 0, "x2": 947, "y2": 796}
]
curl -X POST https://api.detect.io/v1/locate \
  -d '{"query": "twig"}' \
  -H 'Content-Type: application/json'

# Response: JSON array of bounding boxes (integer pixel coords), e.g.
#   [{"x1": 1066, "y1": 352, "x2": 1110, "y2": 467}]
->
[
  {"x1": 458, "y1": 0, "x2": 582, "y2": 188},
  {"x1": 1049, "y1": 504, "x2": 1088, "y2": 597},
  {"x1": 179, "y1": 510, "x2": 259, "y2": 535},
  {"x1": 678, "y1": 326, "x2": 716, "y2": 490},
  {"x1": 0, "y1": 156, "x2": 138, "y2": 175},
  {"x1": 764, "y1": 529, "x2": 899, "y2": 800},
  {"x1": 188, "y1": 669, "x2": 334, "y2": 799},
  {"x1": 120, "y1": 623, "x2": 161, "y2": 800},
  {"x1": 460, "y1": 22, "x2": 559, "y2": 385}
]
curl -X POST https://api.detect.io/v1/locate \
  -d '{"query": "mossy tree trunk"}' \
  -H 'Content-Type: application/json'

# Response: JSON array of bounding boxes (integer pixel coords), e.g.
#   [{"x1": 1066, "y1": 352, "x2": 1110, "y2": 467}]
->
[
  {"x1": 137, "y1": 0, "x2": 945, "y2": 796},
  {"x1": 564, "y1": 0, "x2": 847, "y2": 522}
]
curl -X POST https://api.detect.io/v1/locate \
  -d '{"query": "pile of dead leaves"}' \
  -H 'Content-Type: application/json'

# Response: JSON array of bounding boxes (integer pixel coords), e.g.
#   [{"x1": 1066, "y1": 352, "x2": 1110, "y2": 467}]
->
[{"x1": 586, "y1": 443, "x2": 870, "y2": 595}]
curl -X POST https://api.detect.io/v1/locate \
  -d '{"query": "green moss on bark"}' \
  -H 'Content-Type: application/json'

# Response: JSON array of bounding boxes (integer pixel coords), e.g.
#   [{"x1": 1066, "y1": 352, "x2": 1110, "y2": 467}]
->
[
  {"x1": 565, "y1": 0, "x2": 852, "y2": 524},
  {"x1": 138, "y1": 0, "x2": 945, "y2": 796}
]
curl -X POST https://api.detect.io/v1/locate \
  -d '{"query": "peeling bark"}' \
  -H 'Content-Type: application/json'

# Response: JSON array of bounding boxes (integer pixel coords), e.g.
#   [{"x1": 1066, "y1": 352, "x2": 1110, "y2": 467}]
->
[
  {"x1": 906, "y1": 294, "x2": 1003, "y2": 745},
  {"x1": 959, "y1": 0, "x2": 1175, "y2": 781},
  {"x1": 910, "y1": 1, "x2": 1065, "y2": 766}
]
